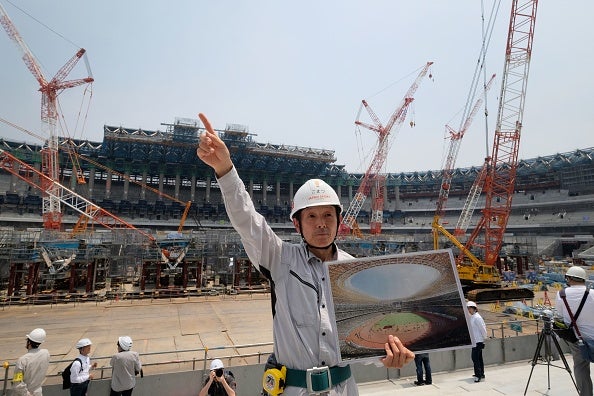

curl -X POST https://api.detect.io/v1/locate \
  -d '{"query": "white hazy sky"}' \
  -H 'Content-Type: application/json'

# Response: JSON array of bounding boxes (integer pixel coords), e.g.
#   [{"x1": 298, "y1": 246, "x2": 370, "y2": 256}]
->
[{"x1": 0, "y1": 1, "x2": 592, "y2": 174}]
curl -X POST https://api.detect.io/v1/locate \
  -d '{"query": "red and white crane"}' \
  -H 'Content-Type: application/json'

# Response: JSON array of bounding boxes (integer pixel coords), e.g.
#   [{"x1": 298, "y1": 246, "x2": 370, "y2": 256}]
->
[
  {"x1": 444, "y1": 0, "x2": 538, "y2": 280},
  {"x1": 0, "y1": 2, "x2": 93, "y2": 230},
  {"x1": 339, "y1": 61, "x2": 433, "y2": 236},
  {"x1": 463, "y1": 0, "x2": 538, "y2": 267},
  {"x1": 432, "y1": 73, "x2": 496, "y2": 248}
]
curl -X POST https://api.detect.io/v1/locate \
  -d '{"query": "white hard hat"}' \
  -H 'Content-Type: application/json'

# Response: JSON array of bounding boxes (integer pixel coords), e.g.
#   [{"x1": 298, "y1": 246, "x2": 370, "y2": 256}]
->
[
  {"x1": 467, "y1": 301, "x2": 478, "y2": 309},
  {"x1": 76, "y1": 338, "x2": 92, "y2": 349},
  {"x1": 566, "y1": 266, "x2": 587, "y2": 281},
  {"x1": 118, "y1": 336, "x2": 133, "y2": 351},
  {"x1": 210, "y1": 359, "x2": 224, "y2": 371},
  {"x1": 289, "y1": 179, "x2": 342, "y2": 220},
  {"x1": 26, "y1": 328, "x2": 46, "y2": 344}
]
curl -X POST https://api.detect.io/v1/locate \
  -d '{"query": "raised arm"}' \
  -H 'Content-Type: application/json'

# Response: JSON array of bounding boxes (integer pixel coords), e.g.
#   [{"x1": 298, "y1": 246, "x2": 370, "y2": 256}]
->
[{"x1": 196, "y1": 113, "x2": 233, "y2": 177}]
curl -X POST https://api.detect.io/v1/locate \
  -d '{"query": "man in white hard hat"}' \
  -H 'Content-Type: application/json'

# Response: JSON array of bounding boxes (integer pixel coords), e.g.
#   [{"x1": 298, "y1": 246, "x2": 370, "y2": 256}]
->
[
  {"x1": 10, "y1": 328, "x2": 50, "y2": 396},
  {"x1": 467, "y1": 301, "x2": 487, "y2": 382},
  {"x1": 199, "y1": 358, "x2": 236, "y2": 396},
  {"x1": 110, "y1": 336, "x2": 142, "y2": 396},
  {"x1": 555, "y1": 266, "x2": 594, "y2": 396},
  {"x1": 197, "y1": 113, "x2": 414, "y2": 396},
  {"x1": 70, "y1": 338, "x2": 97, "y2": 396}
]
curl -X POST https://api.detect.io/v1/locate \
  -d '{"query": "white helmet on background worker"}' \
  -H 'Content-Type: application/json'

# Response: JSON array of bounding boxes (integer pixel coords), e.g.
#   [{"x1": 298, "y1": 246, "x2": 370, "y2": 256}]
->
[
  {"x1": 26, "y1": 328, "x2": 46, "y2": 344},
  {"x1": 76, "y1": 338, "x2": 92, "y2": 349},
  {"x1": 118, "y1": 336, "x2": 133, "y2": 351},
  {"x1": 289, "y1": 179, "x2": 342, "y2": 220},
  {"x1": 210, "y1": 359, "x2": 224, "y2": 371},
  {"x1": 467, "y1": 301, "x2": 478, "y2": 309},
  {"x1": 565, "y1": 266, "x2": 587, "y2": 281}
]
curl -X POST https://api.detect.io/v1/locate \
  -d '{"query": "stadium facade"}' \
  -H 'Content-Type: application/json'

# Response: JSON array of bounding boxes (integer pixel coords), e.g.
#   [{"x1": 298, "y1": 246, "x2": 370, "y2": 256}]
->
[{"x1": 0, "y1": 117, "x2": 593, "y2": 296}]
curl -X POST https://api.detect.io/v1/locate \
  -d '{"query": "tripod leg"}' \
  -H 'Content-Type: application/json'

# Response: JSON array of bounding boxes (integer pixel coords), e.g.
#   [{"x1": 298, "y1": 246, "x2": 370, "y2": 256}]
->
[
  {"x1": 524, "y1": 331, "x2": 546, "y2": 395},
  {"x1": 550, "y1": 334, "x2": 579, "y2": 394}
]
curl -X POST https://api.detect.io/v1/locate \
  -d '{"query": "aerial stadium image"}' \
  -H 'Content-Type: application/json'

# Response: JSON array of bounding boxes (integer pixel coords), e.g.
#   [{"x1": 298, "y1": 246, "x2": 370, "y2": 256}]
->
[
  {"x1": 327, "y1": 250, "x2": 472, "y2": 362},
  {"x1": 1, "y1": 0, "x2": 593, "y2": 395}
]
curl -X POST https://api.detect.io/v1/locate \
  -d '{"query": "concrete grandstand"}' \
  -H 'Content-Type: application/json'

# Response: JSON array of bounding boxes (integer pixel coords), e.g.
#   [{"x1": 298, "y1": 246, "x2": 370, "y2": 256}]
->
[{"x1": 0, "y1": 117, "x2": 593, "y2": 296}]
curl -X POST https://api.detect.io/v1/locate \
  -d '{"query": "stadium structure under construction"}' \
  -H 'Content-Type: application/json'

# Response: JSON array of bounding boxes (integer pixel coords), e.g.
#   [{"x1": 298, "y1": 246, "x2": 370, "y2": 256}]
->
[{"x1": 0, "y1": 116, "x2": 593, "y2": 298}]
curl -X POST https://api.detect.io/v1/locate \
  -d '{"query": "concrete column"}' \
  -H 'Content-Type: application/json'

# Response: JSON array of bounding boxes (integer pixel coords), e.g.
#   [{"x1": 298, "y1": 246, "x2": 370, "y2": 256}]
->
[
  {"x1": 9, "y1": 173, "x2": 17, "y2": 193},
  {"x1": 348, "y1": 185, "x2": 353, "y2": 200},
  {"x1": 88, "y1": 168, "x2": 95, "y2": 200},
  {"x1": 190, "y1": 175, "x2": 196, "y2": 202},
  {"x1": 262, "y1": 180, "x2": 268, "y2": 204},
  {"x1": 158, "y1": 172, "x2": 164, "y2": 196},
  {"x1": 249, "y1": 179, "x2": 254, "y2": 199},
  {"x1": 393, "y1": 186, "x2": 400, "y2": 210},
  {"x1": 105, "y1": 169, "x2": 112, "y2": 199},
  {"x1": 141, "y1": 171, "x2": 147, "y2": 200},
  {"x1": 384, "y1": 183, "x2": 388, "y2": 209},
  {"x1": 276, "y1": 180, "x2": 281, "y2": 206},
  {"x1": 205, "y1": 176, "x2": 211, "y2": 203},
  {"x1": 123, "y1": 171, "x2": 130, "y2": 200},
  {"x1": 70, "y1": 165, "x2": 77, "y2": 191},
  {"x1": 174, "y1": 174, "x2": 181, "y2": 200},
  {"x1": 289, "y1": 181, "x2": 294, "y2": 201}
]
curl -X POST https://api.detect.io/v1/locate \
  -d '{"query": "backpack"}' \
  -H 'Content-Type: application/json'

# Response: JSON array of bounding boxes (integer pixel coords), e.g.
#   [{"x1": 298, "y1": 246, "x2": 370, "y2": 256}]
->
[{"x1": 61, "y1": 358, "x2": 82, "y2": 389}]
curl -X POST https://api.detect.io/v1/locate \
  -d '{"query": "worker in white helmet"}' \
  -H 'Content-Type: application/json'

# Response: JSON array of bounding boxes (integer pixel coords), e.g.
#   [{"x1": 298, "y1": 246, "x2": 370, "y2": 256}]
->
[
  {"x1": 110, "y1": 336, "x2": 142, "y2": 396},
  {"x1": 555, "y1": 266, "x2": 594, "y2": 396},
  {"x1": 197, "y1": 113, "x2": 414, "y2": 396},
  {"x1": 10, "y1": 328, "x2": 50, "y2": 396},
  {"x1": 467, "y1": 301, "x2": 487, "y2": 382},
  {"x1": 69, "y1": 338, "x2": 97, "y2": 396},
  {"x1": 198, "y1": 358, "x2": 236, "y2": 396}
]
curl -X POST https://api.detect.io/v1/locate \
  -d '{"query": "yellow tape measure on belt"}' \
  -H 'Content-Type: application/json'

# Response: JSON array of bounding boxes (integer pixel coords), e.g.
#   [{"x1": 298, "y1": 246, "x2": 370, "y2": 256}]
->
[{"x1": 262, "y1": 366, "x2": 286, "y2": 396}]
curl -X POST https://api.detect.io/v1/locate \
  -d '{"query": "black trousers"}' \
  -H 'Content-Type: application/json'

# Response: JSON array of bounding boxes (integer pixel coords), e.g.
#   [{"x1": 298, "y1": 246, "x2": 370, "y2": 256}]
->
[
  {"x1": 110, "y1": 389, "x2": 133, "y2": 396},
  {"x1": 70, "y1": 380, "x2": 90, "y2": 396},
  {"x1": 471, "y1": 342, "x2": 485, "y2": 378}
]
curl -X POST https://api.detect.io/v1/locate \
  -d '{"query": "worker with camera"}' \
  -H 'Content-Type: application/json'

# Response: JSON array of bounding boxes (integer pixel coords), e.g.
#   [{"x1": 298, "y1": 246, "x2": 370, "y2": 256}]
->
[{"x1": 198, "y1": 359, "x2": 236, "y2": 396}]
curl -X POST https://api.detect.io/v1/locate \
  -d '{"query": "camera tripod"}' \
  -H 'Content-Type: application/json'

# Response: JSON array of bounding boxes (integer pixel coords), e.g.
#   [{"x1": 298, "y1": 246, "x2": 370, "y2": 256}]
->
[{"x1": 523, "y1": 316, "x2": 579, "y2": 395}]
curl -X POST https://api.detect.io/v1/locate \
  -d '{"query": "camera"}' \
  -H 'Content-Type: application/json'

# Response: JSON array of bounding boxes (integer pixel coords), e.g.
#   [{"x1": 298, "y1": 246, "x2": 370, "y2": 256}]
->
[{"x1": 215, "y1": 368, "x2": 224, "y2": 378}]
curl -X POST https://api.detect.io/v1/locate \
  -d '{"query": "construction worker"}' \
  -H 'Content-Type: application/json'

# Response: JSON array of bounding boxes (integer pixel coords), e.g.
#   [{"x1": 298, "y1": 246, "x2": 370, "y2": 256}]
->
[
  {"x1": 70, "y1": 338, "x2": 98, "y2": 396},
  {"x1": 10, "y1": 328, "x2": 50, "y2": 396},
  {"x1": 197, "y1": 113, "x2": 414, "y2": 396},
  {"x1": 198, "y1": 358, "x2": 236, "y2": 396},
  {"x1": 110, "y1": 336, "x2": 142, "y2": 396},
  {"x1": 555, "y1": 266, "x2": 594, "y2": 396},
  {"x1": 467, "y1": 301, "x2": 487, "y2": 382}
]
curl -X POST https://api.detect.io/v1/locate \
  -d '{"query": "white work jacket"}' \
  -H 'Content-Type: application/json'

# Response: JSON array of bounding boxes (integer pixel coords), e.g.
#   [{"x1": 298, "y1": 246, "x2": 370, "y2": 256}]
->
[
  {"x1": 12, "y1": 348, "x2": 50, "y2": 396},
  {"x1": 218, "y1": 167, "x2": 359, "y2": 396},
  {"x1": 555, "y1": 285, "x2": 594, "y2": 341}
]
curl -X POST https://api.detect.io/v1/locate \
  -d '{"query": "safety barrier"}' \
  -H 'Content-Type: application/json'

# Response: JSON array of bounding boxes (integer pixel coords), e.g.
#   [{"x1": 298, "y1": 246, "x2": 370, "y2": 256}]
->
[{"x1": 2, "y1": 316, "x2": 563, "y2": 395}]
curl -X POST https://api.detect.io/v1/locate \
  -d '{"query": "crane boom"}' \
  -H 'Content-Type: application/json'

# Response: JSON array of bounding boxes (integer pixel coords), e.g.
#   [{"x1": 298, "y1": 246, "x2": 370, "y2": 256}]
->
[
  {"x1": 0, "y1": 149, "x2": 155, "y2": 243},
  {"x1": 462, "y1": 0, "x2": 538, "y2": 267},
  {"x1": 0, "y1": 2, "x2": 93, "y2": 230},
  {"x1": 340, "y1": 61, "x2": 433, "y2": 236}
]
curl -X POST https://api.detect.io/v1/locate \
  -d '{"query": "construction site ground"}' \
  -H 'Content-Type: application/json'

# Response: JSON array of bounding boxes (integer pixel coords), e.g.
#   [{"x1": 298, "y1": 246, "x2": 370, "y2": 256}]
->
[{"x1": 0, "y1": 289, "x2": 561, "y2": 388}]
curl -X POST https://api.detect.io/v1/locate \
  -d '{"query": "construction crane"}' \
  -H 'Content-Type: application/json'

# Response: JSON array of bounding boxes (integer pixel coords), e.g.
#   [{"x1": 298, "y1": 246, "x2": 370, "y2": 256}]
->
[
  {"x1": 339, "y1": 61, "x2": 433, "y2": 237},
  {"x1": 442, "y1": 0, "x2": 539, "y2": 299},
  {"x1": 0, "y1": 117, "x2": 192, "y2": 235},
  {"x1": 432, "y1": 73, "x2": 496, "y2": 249},
  {"x1": 0, "y1": 2, "x2": 94, "y2": 230},
  {"x1": 0, "y1": 148, "x2": 156, "y2": 243}
]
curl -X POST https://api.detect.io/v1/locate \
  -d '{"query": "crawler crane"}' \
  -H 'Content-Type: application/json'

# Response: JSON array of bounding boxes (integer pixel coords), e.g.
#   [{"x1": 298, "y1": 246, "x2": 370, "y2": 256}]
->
[{"x1": 436, "y1": 0, "x2": 539, "y2": 302}]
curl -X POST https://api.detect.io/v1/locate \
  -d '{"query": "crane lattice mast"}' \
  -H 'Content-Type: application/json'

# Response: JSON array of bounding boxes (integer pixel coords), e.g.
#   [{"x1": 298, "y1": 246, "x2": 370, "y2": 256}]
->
[
  {"x1": 462, "y1": 0, "x2": 538, "y2": 266},
  {"x1": 339, "y1": 61, "x2": 433, "y2": 236},
  {"x1": 0, "y1": 2, "x2": 93, "y2": 230},
  {"x1": 432, "y1": 74, "x2": 496, "y2": 249}
]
